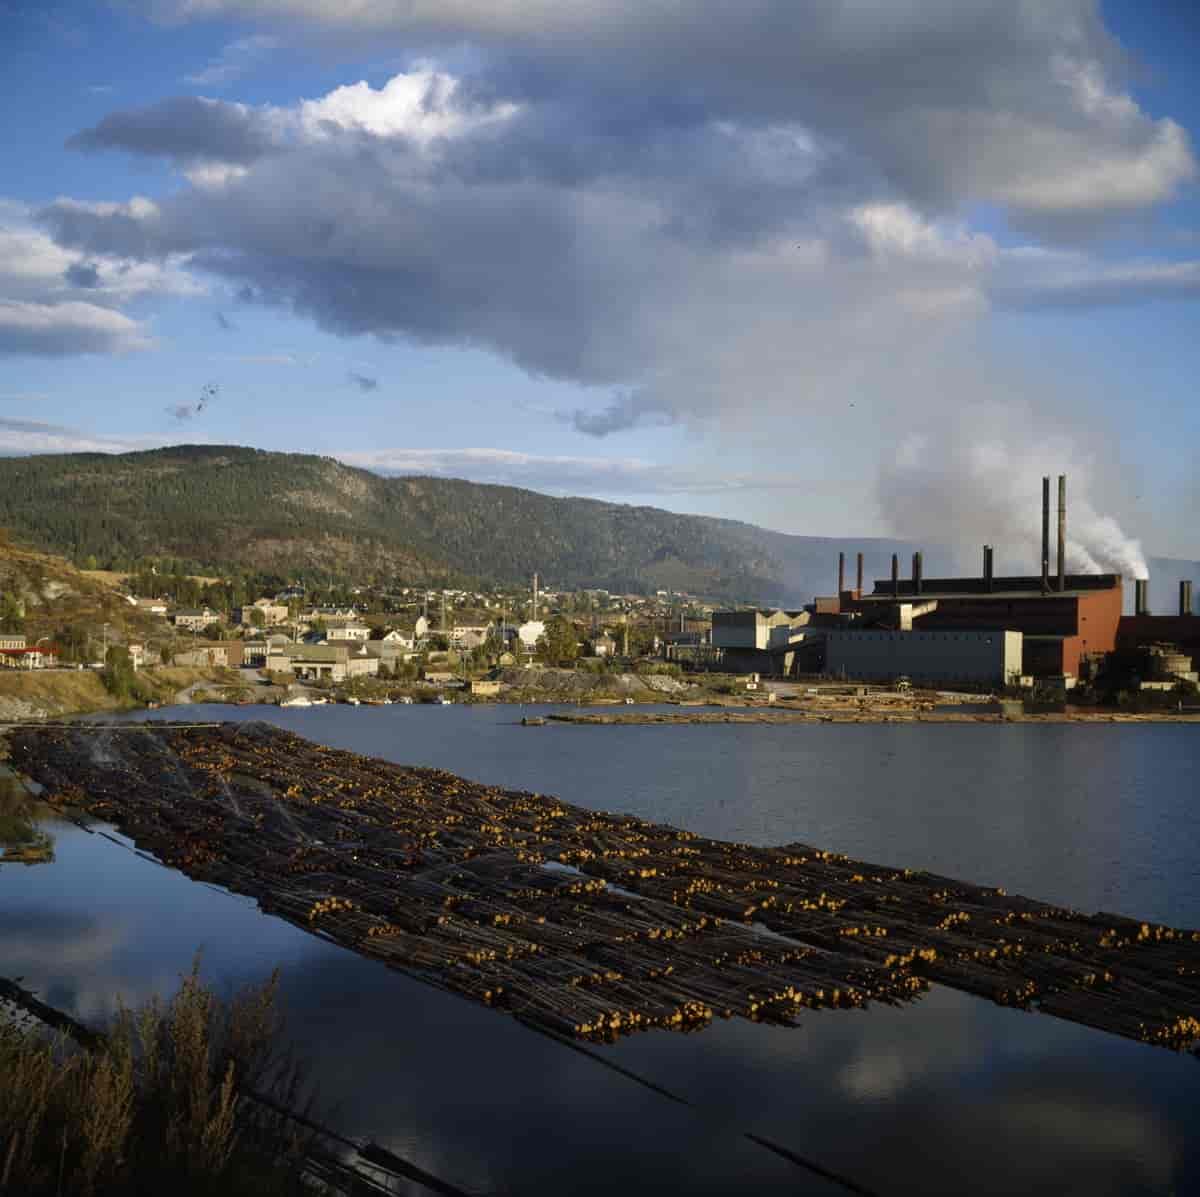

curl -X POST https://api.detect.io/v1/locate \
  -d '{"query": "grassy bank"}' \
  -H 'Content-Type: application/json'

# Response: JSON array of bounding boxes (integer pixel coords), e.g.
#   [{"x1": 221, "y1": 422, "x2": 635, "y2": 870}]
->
[{"x1": 0, "y1": 667, "x2": 232, "y2": 720}]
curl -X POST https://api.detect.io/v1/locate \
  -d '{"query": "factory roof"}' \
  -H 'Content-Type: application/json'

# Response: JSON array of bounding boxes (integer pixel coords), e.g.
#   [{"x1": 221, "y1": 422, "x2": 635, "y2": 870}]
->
[{"x1": 864, "y1": 574, "x2": 1121, "y2": 601}]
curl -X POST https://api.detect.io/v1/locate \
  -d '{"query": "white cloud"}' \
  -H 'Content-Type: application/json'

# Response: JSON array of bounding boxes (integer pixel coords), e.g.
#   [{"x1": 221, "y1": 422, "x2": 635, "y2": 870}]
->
[
  {"x1": 0, "y1": 205, "x2": 200, "y2": 356},
  {"x1": 299, "y1": 67, "x2": 521, "y2": 145},
  {"x1": 0, "y1": 418, "x2": 153, "y2": 455},
  {"x1": 0, "y1": 300, "x2": 152, "y2": 357}
]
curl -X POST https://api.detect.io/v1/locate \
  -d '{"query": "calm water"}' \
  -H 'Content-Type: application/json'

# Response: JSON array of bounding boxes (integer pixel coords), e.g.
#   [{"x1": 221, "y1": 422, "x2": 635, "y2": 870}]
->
[{"x1": 2, "y1": 705, "x2": 1198, "y2": 1196}]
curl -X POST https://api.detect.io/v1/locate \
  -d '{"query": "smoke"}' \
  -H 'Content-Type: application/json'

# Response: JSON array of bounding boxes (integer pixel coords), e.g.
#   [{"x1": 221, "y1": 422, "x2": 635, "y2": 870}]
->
[{"x1": 878, "y1": 401, "x2": 1149, "y2": 580}]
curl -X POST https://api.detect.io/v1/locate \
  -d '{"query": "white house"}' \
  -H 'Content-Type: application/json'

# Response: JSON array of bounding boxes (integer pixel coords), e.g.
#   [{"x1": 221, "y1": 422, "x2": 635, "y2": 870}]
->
[
  {"x1": 517, "y1": 620, "x2": 545, "y2": 651},
  {"x1": 327, "y1": 624, "x2": 371, "y2": 643}
]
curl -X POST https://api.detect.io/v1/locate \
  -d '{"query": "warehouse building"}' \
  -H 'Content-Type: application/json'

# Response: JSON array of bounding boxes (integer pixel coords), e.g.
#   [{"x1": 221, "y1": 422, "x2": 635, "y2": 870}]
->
[{"x1": 823, "y1": 628, "x2": 1023, "y2": 686}]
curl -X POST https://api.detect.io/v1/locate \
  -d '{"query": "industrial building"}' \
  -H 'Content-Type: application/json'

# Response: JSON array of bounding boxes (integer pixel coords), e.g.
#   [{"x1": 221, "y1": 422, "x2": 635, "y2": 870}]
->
[
  {"x1": 707, "y1": 475, "x2": 1193, "y2": 690},
  {"x1": 823, "y1": 628, "x2": 1023, "y2": 687}
]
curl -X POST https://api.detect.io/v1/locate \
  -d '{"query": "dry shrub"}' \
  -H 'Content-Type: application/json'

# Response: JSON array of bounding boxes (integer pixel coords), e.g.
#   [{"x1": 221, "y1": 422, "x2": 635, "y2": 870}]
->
[{"x1": 0, "y1": 958, "x2": 318, "y2": 1197}]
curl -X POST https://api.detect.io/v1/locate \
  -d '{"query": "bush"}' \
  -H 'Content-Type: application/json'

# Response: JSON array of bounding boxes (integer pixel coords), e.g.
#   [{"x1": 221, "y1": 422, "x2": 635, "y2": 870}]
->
[
  {"x1": 101, "y1": 646, "x2": 136, "y2": 700},
  {"x1": 0, "y1": 959, "x2": 316, "y2": 1196}
]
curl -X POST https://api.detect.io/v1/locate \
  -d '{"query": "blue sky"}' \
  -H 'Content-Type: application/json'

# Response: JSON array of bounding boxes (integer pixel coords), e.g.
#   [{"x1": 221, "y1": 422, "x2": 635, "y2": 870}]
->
[{"x1": 1, "y1": 0, "x2": 1197, "y2": 569}]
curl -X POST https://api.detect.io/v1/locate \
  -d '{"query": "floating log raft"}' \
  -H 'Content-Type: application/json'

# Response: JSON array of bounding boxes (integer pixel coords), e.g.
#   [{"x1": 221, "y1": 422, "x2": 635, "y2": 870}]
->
[
  {"x1": 545, "y1": 710, "x2": 1200, "y2": 725},
  {"x1": 6, "y1": 722, "x2": 1199, "y2": 1053}
]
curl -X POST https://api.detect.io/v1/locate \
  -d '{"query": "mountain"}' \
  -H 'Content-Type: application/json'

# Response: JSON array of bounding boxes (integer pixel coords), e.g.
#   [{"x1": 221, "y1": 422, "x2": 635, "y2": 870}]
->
[
  {"x1": 0, "y1": 445, "x2": 1190, "y2": 607},
  {"x1": 0, "y1": 445, "x2": 870, "y2": 602}
]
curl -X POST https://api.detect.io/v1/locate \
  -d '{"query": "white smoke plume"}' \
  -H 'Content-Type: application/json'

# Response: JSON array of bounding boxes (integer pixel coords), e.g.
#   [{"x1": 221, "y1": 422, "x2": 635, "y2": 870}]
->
[{"x1": 878, "y1": 401, "x2": 1148, "y2": 581}]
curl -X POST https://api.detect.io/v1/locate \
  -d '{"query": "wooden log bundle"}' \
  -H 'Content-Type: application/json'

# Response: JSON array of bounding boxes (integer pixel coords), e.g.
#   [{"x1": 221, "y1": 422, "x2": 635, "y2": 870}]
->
[{"x1": 6, "y1": 721, "x2": 1199, "y2": 1053}]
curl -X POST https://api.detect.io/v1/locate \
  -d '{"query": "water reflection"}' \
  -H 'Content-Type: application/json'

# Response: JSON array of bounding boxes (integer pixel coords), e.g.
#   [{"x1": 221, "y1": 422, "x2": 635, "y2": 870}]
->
[
  {"x1": 0, "y1": 771, "x2": 54, "y2": 865},
  {"x1": 2, "y1": 706, "x2": 1197, "y2": 1194}
]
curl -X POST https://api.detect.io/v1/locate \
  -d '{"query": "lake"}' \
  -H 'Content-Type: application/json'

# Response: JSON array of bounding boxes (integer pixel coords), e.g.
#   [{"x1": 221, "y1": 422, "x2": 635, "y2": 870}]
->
[{"x1": 2, "y1": 703, "x2": 1197, "y2": 1195}]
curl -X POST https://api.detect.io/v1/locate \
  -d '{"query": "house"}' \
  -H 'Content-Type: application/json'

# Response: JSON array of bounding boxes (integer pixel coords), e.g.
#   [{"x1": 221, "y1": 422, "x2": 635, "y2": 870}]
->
[
  {"x1": 172, "y1": 607, "x2": 221, "y2": 632},
  {"x1": 327, "y1": 624, "x2": 371, "y2": 643},
  {"x1": 0, "y1": 644, "x2": 58, "y2": 670},
  {"x1": 242, "y1": 639, "x2": 269, "y2": 667},
  {"x1": 450, "y1": 626, "x2": 490, "y2": 651},
  {"x1": 422, "y1": 669, "x2": 461, "y2": 686},
  {"x1": 236, "y1": 599, "x2": 289, "y2": 627},
  {"x1": 449, "y1": 624, "x2": 492, "y2": 650},
  {"x1": 0, "y1": 634, "x2": 26, "y2": 651},
  {"x1": 470, "y1": 679, "x2": 501, "y2": 697},
  {"x1": 414, "y1": 615, "x2": 430, "y2": 642},
  {"x1": 590, "y1": 634, "x2": 617, "y2": 658},
  {"x1": 517, "y1": 620, "x2": 545, "y2": 651},
  {"x1": 129, "y1": 597, "x2": 168, "y2": 617},
  {"x1": 172, "y1": 641, "x2": 245, "y2": 669},
  {"x1": 381, "y1": 629, "x2": 415, "y2": 648}
]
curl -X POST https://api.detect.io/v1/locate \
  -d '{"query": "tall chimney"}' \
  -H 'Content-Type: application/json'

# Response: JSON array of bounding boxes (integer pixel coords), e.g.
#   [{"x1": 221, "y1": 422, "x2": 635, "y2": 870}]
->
[
  {"x1": 983, "y1": 545, "x2": 994, "y2": 593},
  {"x1": 856, "y1": 552, "x2": 863, "y2": 595},
  {"x1": 912, "y1": 551, "x2": 923, "y2": 596},
  {"x1": 1041, "y1": 476, "x2": 1050, "y2": 594},
  {"x1": 1181, "y1": 579, "x2": 1193, "y2": 617},
  {"x1": 891, "y1": 553, "x2": 899, "y2": 597},
  {"x1": 1135, "y1": 578, "x2": 1148, "y2": 617},
  {"x1": 838, "y1": 552, "x2": 845, "y2": 595},
  {"x1": 1057, "y1": 474, "x2": 1066, "y2": 592}
]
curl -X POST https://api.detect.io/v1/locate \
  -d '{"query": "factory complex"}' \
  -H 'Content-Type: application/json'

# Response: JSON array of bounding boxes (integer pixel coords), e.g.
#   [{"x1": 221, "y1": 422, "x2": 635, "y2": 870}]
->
[{"x1": 710, "y1": 478, "x2": 1197, "y2": 692}]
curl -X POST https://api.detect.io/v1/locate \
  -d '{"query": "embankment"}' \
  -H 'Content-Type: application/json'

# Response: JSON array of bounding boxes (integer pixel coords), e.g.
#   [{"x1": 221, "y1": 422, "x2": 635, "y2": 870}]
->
[{"x1": 0, "y1": 667, "x2": 231, "y2": 720}]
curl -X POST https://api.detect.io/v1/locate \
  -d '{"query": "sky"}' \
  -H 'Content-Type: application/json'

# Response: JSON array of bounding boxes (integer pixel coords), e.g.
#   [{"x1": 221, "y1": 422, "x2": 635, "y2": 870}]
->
[{"x1": 1, "y1": 0, "x2": 1198, "y2": 570}]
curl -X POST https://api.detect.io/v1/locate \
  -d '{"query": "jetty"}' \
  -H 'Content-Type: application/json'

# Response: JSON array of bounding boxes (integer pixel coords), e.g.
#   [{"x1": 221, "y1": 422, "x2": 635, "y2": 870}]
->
[{"x1": 5, "y1": 721, "x2": 1198, "y2": 1052}]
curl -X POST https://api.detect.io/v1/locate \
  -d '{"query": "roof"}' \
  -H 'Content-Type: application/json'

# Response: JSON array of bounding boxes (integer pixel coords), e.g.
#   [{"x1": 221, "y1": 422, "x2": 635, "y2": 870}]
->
[{"x1": 864, "y1": 574, "x2": 1122, "y2": 601}]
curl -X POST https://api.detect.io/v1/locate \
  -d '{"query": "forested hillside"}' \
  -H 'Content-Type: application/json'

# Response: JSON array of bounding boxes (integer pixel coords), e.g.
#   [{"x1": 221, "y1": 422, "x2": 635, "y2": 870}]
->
[
  {"x1": 0, "y1": 446, "x2": 807, "y2": 599},
  {"x1": 0, "y1": 446, "x2": 1189, "y2": 607}
]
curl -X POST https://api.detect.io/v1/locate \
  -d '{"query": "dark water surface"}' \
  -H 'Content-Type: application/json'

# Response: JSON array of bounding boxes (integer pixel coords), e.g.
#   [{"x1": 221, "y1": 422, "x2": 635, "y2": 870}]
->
[{"x1": 2, "y1": 704, "x2": 1198, "y2": 1195}]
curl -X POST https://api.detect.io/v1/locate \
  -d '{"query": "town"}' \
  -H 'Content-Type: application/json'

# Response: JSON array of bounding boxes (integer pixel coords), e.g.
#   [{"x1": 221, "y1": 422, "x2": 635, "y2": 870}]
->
[{"x1": 2, "y1": 479, "x2": 1195, "y2": 713}]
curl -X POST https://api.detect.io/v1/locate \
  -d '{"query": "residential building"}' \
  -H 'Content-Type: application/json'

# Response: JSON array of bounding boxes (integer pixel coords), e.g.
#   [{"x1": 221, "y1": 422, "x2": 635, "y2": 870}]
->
[
  {"x1": 172, "y1": 608, "x2": 221, "y2": 632},
  {"x1": 517, "y1": 620, "x2": 545, "y2": 651},
  {"x1": 327, "y1": 624, "x2": 371, "y2": 643},
  {"x1": 236, "y1": 599, "x2": 289, "y2": 627},
  {"x1": 0, "y1": 644, "x2": 58, "y2": 669},
  {"x1": 173, "y1": 641, "x2": 245, "y2": 669}
]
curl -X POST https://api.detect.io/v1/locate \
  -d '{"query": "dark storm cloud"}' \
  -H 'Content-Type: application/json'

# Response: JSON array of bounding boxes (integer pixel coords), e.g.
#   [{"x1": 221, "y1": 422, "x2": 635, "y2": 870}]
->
[
  {"x1": 67, "y1": 96, "x2": 281, "y2": 164},
  {"x1": 567, "y1": 392, "x2": 678, "y2": 437}
]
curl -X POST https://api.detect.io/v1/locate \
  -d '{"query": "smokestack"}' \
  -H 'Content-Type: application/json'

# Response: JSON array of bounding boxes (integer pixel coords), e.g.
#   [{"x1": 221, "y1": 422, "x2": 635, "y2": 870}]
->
[
  {"x1": 891, "y1": 553, "x2": 899, "y2": 597},
  {"x1": 912, "y1": 551, "x2": 922, "y2": 596},
  {"x1": 983, "y1": 545, "x2": 994, "y2": 593},
  {"x1": 1181, "y1": 580, "x2": 1193, "y2": 617},
  {"x1": 856, "y1": 552, "x2": 863, "y2": 595},
  {"x1": 1057, "y1": 475, "x2": 1066, "y2": 592},
  {"x1": 1041, "y1": 476, "x2": 1050, "y2": 594},
  {"x1": 838, "y1": 552, "x2": 845, "y2": 595},
  {"x1": 1135, "y1": 578, "x2": 1148, "y2": 617}
]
